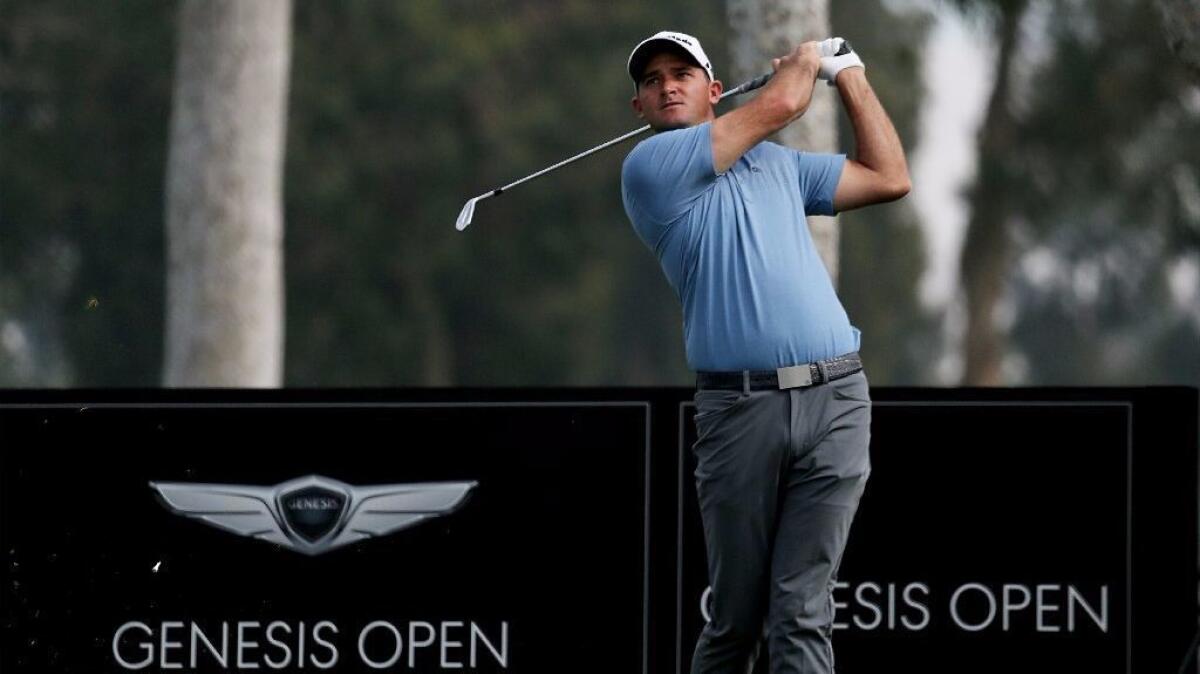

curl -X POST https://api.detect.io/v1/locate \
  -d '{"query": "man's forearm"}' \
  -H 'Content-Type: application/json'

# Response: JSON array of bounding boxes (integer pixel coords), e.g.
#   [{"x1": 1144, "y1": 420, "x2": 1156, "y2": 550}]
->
[
  {"x1": 836, "y1": 69, "x2": 909, "y2": 188},
  {"x1": 712, "y1": 42, "x2": 822, "y2": 174}
]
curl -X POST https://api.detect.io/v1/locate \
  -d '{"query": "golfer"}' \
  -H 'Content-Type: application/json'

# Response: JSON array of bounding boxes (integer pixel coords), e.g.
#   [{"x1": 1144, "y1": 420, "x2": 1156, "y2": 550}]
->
[{"x1": 621, "y1": 31, "x2": 909, "y2": 673}]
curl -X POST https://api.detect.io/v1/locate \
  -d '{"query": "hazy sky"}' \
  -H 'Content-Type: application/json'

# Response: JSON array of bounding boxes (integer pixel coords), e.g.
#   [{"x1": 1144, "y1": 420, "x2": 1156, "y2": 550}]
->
[{"x1": 910, "y1": 10, "x2": 994, "y2": 311}]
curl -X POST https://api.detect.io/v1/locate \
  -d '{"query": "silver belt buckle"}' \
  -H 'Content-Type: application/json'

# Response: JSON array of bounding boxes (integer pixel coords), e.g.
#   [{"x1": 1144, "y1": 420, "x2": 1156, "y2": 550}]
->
[{"x1": 776, "y1": 364, "x2": 813, "y2": 389}]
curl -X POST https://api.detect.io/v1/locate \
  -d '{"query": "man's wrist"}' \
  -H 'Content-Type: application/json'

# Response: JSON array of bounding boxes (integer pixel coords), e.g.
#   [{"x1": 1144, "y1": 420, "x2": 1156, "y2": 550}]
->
[
  {"x1": 834, "y1": 66, "x2": 867, "y2": 86},
  {"x1": 833, "y1": 67, "x2": 873, "y2": 109}
]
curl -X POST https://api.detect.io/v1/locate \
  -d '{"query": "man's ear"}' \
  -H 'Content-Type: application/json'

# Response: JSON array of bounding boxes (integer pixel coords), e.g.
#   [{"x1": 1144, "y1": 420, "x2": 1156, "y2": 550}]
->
[
  {"x1": 709, "y1": 79, "x2": 723, "y2": 105},
  {"x1": 631, "y1": 95, "x2": 645, "y2": 119}
]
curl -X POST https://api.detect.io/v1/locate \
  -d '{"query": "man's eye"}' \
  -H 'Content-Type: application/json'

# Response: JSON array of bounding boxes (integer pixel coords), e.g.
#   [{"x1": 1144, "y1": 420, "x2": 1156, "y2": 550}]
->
[{"x1": 679, "y1": 71, "x2": 692, "y2": 78}]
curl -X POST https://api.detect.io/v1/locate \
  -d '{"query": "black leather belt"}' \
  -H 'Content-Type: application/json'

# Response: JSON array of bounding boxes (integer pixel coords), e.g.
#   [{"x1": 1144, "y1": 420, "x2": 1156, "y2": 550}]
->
[{"x1": 696, "y1": 352, "x2": 863, "y2": 391}]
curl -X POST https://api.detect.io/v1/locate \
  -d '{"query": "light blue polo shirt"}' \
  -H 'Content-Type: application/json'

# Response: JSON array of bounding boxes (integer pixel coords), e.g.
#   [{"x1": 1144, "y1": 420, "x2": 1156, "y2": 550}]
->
[{"x1": 621, "y1": 120, "x2": 861, "y2": 371}]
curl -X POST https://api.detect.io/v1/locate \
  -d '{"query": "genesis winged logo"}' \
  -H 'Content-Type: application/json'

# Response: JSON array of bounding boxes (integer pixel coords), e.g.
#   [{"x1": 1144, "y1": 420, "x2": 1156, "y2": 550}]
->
[{"x1": 150, "y1": 475, "x2": 477, "y2": 555}]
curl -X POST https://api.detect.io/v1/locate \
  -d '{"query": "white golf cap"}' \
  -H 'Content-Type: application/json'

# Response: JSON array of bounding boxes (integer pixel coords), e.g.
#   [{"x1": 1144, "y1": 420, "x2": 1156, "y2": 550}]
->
[{"x1": 627, "y1": 31, "x2": 714, "y2": 85}]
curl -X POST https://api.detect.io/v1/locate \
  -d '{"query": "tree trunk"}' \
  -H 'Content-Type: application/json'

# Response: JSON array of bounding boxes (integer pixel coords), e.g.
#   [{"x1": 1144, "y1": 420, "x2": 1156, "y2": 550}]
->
[
  {"x1": 397, "y1": 256, "x2": 455, "y2": 386},
  {"x1": 1156, "y1": 0, "x2": 1200, "y2": 80},
  {"x1": 959, "y1": 1, "x2": 1025, "y2": 386},
  {"x1": 727, "y1": 0, "x2": 841, "y2": 286},
  {"x1": 163, "y1": 0, "x2": 291, "y2": 387}
]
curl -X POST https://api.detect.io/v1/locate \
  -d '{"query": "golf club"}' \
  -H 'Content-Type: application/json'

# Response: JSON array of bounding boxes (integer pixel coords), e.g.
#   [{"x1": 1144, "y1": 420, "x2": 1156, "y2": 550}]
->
[{"x1": 455, "y1": 71, "x2": 773, "y2": 232}]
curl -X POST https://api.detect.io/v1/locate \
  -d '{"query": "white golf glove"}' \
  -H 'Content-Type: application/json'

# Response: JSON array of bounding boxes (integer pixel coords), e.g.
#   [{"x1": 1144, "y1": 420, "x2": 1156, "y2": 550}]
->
[{"x1": 817, "y1": 37, "x2": 864, "y2": 85}]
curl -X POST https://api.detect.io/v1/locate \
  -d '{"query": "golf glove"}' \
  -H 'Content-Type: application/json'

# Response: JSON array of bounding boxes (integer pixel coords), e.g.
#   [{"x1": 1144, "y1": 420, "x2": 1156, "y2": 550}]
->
[{"x1": 817, "y1": 37, "x2": 864, "y2": 85}]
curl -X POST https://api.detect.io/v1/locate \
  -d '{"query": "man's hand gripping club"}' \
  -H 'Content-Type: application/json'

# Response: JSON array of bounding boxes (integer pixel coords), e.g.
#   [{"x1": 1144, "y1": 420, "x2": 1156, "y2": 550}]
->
[
  {"x1": 710, "y1": 38, "x2": 859, "y2": 173},
  {"x1": 817, "y1": 37, "x2": 864, "y2": 85}
]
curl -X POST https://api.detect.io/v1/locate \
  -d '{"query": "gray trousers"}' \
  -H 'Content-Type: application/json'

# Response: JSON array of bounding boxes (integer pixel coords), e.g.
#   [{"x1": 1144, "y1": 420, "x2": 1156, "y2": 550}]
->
[{"x1": 690, "y1": 370, "x2": 872, "y2": 674}]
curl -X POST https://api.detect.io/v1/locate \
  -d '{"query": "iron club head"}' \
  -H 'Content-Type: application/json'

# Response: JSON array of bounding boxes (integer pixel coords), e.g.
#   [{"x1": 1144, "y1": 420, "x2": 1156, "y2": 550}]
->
[
  {"x1": 455, "y1": 195, "x2": 480, "y2": 232},
  {"x1": 455, "y1": 190, "x2": 500, "y2": 231}
]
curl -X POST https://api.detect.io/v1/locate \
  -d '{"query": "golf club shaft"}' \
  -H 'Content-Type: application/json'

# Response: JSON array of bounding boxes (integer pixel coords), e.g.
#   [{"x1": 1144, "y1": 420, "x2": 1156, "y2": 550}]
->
[
  {"x1": 456, "y1": 71, "x2": 773, "y2": 230},
  {"x1": 493, "y1": 71, "x2": 773, "y2": 198},
  {"x1": 494, "y1": 125, "x2": 650, "y2": 197}
]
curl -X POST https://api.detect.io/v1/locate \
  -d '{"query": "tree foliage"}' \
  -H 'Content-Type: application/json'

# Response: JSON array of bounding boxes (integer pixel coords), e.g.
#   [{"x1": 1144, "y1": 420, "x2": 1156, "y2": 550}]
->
[
  {"x1": 2, "y1": 1, "x2": 176, "y2": 386},
  {"x1": 282, "y1": 0, "x2": 732, "y2": 385},
  {"x1": 942, "y1": 0, "x2": 1199, "y2": 386},
  {"x1": 1004, "y1": 0, "x2": 1200, "y2": 384}
]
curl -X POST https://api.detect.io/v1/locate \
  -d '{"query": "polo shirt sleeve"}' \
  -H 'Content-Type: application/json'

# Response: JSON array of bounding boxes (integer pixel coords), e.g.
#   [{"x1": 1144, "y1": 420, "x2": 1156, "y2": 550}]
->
[
  {"x1": 795, "y1": 151, "x2": 847, "y2": 216},
  {"x1": 621, "y1": 122, "x2": 718, "y2": 250}
]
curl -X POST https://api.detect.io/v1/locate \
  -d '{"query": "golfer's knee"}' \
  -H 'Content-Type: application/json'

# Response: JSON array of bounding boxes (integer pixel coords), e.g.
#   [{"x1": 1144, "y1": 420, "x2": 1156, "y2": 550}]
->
[
  {"x1": 767, "y1": 590, "x2": 834, "y2": 639},
  {"x1": 705, "y1": 607, "x2": 764, "y2": 647}
]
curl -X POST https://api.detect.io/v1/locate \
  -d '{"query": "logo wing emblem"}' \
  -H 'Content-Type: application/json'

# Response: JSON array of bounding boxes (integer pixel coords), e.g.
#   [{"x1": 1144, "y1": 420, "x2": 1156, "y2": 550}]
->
[
  {"x1": 149, "y1": 481, "x2": 292, "y2": 548},
  {"x1": 327, "y1": 481, "x2": 477, "y2": 550},
  {"x1": 150, "y1": 476, "x2": 477, "y2": 556}
]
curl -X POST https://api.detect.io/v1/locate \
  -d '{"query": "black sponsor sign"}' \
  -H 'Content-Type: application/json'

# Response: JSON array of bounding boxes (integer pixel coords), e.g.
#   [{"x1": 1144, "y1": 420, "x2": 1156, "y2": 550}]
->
[
  {"x1": 1, "y1": 397, "x2": 650, "y2": 673},
  {"x1": 1, "y1": 387, "x2": 1196, "y2": 673}
]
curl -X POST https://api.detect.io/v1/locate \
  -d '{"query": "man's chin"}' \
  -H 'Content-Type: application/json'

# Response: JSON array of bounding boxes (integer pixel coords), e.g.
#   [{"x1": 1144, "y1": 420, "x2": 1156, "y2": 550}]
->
[{"x1": 651, "y1": 120, "x2": 693, "y2": 133}]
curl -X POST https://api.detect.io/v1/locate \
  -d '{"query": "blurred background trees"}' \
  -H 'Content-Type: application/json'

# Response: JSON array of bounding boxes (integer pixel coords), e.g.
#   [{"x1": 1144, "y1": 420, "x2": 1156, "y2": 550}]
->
[
  {"x1": 2, "y1": 0, "x2": 1197, "y2": 388},
  {"x1": 3, "y1": 1, "x2": 175, "y2": 386},
  {"x1": 832, "y1": 0, "x2": 940, "y2": 385},
  {"x1": 991, "y1": 0, "x2": 1200, "y2": 385}
]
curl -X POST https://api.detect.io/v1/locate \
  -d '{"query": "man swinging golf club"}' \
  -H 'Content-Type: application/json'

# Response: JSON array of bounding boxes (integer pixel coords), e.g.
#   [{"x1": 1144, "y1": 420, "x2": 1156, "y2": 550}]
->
[{"x1": 621, "y1": 31, "x2": 909, "y2": 673}]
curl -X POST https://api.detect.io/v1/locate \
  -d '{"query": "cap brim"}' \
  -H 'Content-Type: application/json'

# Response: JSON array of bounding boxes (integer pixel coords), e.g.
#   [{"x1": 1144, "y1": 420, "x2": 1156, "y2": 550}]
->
[{"x1": 628, "y1": 39, "x2": 703, "y2": 84}]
